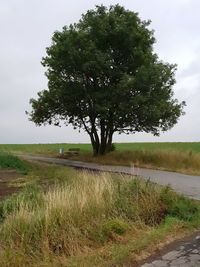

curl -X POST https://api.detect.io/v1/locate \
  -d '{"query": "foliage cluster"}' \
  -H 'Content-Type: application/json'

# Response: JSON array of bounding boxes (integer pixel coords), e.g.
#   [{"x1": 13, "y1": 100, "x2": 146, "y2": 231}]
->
[{"x1": 28, "y1": 4, "x2": 185, "y2": 155}]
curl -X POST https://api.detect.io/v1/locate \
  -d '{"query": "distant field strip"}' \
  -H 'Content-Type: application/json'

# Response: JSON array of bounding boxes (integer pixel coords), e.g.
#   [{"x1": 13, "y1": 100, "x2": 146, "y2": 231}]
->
[
  {"x1": 1, "y1": 142, "x2": 200, "y2": 153},
  {"x1": 1, "y1": 143, "x2": 200, "y2": 175}
]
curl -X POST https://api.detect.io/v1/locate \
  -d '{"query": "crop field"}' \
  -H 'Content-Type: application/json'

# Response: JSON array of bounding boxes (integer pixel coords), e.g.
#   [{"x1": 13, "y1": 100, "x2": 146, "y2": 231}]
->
[
  {"x1": 116, "y1": 142, "x2": 200, "y2": 153},
  {"x1": 0, "y1": 156, "x2": 200, "y2": 266},
  {"x1": 1, "y1": 142, "x2": 200, "y2": 154},
  {"x1": 0, "y1": 143, "x2": 92, "y2": 154}
]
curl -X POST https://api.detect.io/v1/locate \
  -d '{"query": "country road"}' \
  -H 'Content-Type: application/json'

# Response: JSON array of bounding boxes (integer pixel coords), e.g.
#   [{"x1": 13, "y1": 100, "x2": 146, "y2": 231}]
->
[{"x1": 19, "y1": 154, "x2": 200, "y2": 200}]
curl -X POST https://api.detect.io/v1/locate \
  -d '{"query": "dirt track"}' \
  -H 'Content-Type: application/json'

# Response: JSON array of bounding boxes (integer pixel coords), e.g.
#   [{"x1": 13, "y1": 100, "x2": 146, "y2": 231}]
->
[{"x1": 0, "y1": 170, "x2": 20, "y2": 200}]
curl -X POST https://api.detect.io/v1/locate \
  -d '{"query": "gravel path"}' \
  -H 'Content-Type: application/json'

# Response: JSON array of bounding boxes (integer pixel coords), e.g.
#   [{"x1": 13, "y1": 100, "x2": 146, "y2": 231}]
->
[{"x1": 18, "y1": 154, "x2": 200, "y2": 266}]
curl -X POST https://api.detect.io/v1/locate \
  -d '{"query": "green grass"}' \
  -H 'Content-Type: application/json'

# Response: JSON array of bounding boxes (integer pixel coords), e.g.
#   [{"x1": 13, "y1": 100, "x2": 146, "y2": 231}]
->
[
  {"x1": 0, "y1": 153, "x2": 28, "y2": 173},
  {"x1": 0, "y1": 161, "x2": 199, "y2": 266},
  {"x1": 0, "y1": 143, "x2": 92, "y2": 155},
  {"x1": 1, "y1": 142, "x2": 200, "y2": 154},
  {"x1": 116, "y1": 142, "x2": 200, "y2": 153}
]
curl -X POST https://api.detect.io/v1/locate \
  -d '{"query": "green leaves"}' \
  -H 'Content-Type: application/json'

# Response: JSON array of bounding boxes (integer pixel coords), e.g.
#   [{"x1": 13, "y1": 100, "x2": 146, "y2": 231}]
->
[{"x1": 28, "y1": 4, "x2": 185, "y2": 155}]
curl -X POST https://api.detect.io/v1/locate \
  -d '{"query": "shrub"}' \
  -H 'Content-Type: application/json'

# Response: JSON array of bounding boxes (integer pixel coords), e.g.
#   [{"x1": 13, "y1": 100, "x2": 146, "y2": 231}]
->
[
  {"x1": 109, "y1": 143, "x2": 116, "y2": 152},
  {"x1": 102, "y1": 219, "x2": 128, "y2": 239}
]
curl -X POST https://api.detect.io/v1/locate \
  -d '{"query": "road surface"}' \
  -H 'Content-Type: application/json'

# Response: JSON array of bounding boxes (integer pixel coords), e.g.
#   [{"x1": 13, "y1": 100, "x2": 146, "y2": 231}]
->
[{"x1": 19, "y1": 154, "x2": 200, "y2": 200}]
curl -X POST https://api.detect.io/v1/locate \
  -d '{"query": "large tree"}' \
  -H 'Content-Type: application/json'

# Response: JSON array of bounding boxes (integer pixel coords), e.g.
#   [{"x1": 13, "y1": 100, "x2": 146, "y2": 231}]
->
[{"x1": 28, "y1": 5, "x2": 185, "y2": 155}]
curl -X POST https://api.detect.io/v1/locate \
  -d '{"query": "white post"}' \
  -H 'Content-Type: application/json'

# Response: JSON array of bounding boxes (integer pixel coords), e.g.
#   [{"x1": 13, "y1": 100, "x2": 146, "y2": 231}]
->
[{"x1": 59, "y1": 148, "x2": 64, "y2": 155}]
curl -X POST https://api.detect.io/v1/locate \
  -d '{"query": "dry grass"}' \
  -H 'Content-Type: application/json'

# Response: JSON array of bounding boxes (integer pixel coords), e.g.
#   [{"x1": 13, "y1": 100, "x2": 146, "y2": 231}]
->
[
  {"x1": 73, "y1": 149, "x2": 200, "y2": 175},
  {"x1": 0, "y1": 164, "x2": 199, "y2": 266},
  {"x1": 0, "y1": 172, "x2": 116, "y2": 261}
]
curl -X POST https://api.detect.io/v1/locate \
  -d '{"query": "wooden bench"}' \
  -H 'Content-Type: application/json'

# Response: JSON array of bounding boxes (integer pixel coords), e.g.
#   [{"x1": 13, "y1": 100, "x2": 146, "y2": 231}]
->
[
  {"x1": 68, "y1": 148, "x2": 80, "y2": 152},
  {"x1": 64, "y1": 148, "x2": 80, "y2": 157},
  {"x1": 59, "y1": 148, "x2": 80, "y2": 158}
]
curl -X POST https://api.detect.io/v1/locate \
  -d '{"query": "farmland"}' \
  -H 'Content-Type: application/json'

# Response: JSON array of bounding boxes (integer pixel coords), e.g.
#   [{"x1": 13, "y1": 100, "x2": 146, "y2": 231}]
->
[
  {"x1": 1, "y1": 142, "x2": 200, "y2": 175},
  {"x1": 1, "y1": 142, "x2": 200, "y2": 154}
]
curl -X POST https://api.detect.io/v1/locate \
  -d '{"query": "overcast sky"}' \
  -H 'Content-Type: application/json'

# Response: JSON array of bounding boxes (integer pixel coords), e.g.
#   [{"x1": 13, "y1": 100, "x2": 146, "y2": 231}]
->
[{"x1": 0, "y1": 0, "x2": 199, "y2": 144}]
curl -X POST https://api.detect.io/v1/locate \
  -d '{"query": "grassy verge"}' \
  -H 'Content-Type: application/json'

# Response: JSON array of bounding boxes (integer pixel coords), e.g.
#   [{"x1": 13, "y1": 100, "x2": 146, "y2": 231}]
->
[
  {"x1": 0, "y1": 153, "x2": 28, "y2": 174},
  {"x1": 72, "y1": 149, "x2": 200, "y2": 176},
  {"x1": 0, "y1": 161, "x2": 199, "y2": 266}
]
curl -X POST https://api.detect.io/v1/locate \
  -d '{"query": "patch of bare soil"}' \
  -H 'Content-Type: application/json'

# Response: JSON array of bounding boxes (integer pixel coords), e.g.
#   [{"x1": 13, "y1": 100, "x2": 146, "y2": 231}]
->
[{"x1": 0, "y1": 170, "x2": 21, "y2": 200}]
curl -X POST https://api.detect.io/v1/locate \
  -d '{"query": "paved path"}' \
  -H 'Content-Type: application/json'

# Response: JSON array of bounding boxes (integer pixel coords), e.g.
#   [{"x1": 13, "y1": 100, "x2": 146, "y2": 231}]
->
[
  {"x1": 140, "y1": 232, "x2": 200, "y2": 267},
  {"x1": 19, "y1": 154, "x2": 200, "y2": 266},
  {"x1": 19, "y1": 154, "x2": 200, "y2": 200}
]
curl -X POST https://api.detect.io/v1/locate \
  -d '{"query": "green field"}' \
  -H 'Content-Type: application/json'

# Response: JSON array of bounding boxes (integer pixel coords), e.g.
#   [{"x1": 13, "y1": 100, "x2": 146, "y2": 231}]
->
[
  {"x1": 117, "y1": 142, "x2": 200, "y2": 153},
  {"x1": 0, "y1": 143, "x2": 91, "y2": 154},
  {"x1": 1, "y1": 142, "x2": 200, "y2": 154}
]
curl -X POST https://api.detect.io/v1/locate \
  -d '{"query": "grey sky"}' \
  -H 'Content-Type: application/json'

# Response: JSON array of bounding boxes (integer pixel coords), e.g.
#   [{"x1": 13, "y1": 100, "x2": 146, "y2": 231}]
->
[{"x1": 0, "y1": 0, "x2": 199, "y2": 144}]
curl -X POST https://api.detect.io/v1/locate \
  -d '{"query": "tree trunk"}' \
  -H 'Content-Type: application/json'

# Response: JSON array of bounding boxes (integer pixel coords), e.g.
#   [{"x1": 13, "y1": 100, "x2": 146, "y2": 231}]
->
[
  {"x1": 99, "y1": 138, "x2": 107, "y2": 155},
  {"x1": 89, "y1": 119, "x2": 114, "y2": 156},
  {"x1": 89, "y1": 118, "x2": 100, "y2": 156},
  {"x1": 99, "y1": 119, "x2": 107, "y2": 155},
  {"x1": 106, "y1": 130, "x2": 113, "y2": 153},
  {"x1": 94, "y1": 131, "x2": 114, "y2": 156},
  {"x1": 89, "y1": 132, "x2": 99, "y2": 156},
  {"x1": 91, "y1": 138, "x2": 100, "y2": 156}
]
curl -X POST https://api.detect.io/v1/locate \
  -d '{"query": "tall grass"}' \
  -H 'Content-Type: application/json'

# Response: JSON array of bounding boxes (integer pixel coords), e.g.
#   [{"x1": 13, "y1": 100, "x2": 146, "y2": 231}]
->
[
  {"x1": 0, "y1": 173, "x2": 115, "y2": 255},
  {"x1": 76, "y1": 149, "x2": 200, "y2": 175},
  {"x1": 0, "y1": 169, "x2": 199, "y2": 265}
]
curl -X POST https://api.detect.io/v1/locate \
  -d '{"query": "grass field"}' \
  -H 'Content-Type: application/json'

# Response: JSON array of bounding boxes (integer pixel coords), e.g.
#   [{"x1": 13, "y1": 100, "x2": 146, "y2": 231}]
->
[
  {"x1": 0, "y1": 143, "x2": 92, "y2": 154},
  {"x1": 0, "y1": 158, "x2": 200, "y2": 266},
  {"x1": 117, "y1": 142, "x2": 200, "y2": 153},
  {"x1": 1, "y1": 142, "x2": 200, "y2": 175},
  {"x1": 1, "y1": 142, "x2": 200, "y2": 154}
]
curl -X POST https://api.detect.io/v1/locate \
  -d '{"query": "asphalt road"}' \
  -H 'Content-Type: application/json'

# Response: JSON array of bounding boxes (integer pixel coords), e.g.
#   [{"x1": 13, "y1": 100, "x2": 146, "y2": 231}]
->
[
  {"x1": 19, "y1": 154, "x2": 200, "y2": 200},
  {"x1": 140, "y1": 232, "x2": 200, "y2": 267}
]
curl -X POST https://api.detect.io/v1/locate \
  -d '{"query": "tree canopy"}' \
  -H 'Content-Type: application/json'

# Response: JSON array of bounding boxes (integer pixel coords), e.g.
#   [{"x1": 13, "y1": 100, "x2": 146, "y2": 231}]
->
[{"x1": 28, "y1": 4, "x2": 185, "y2": 155}]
